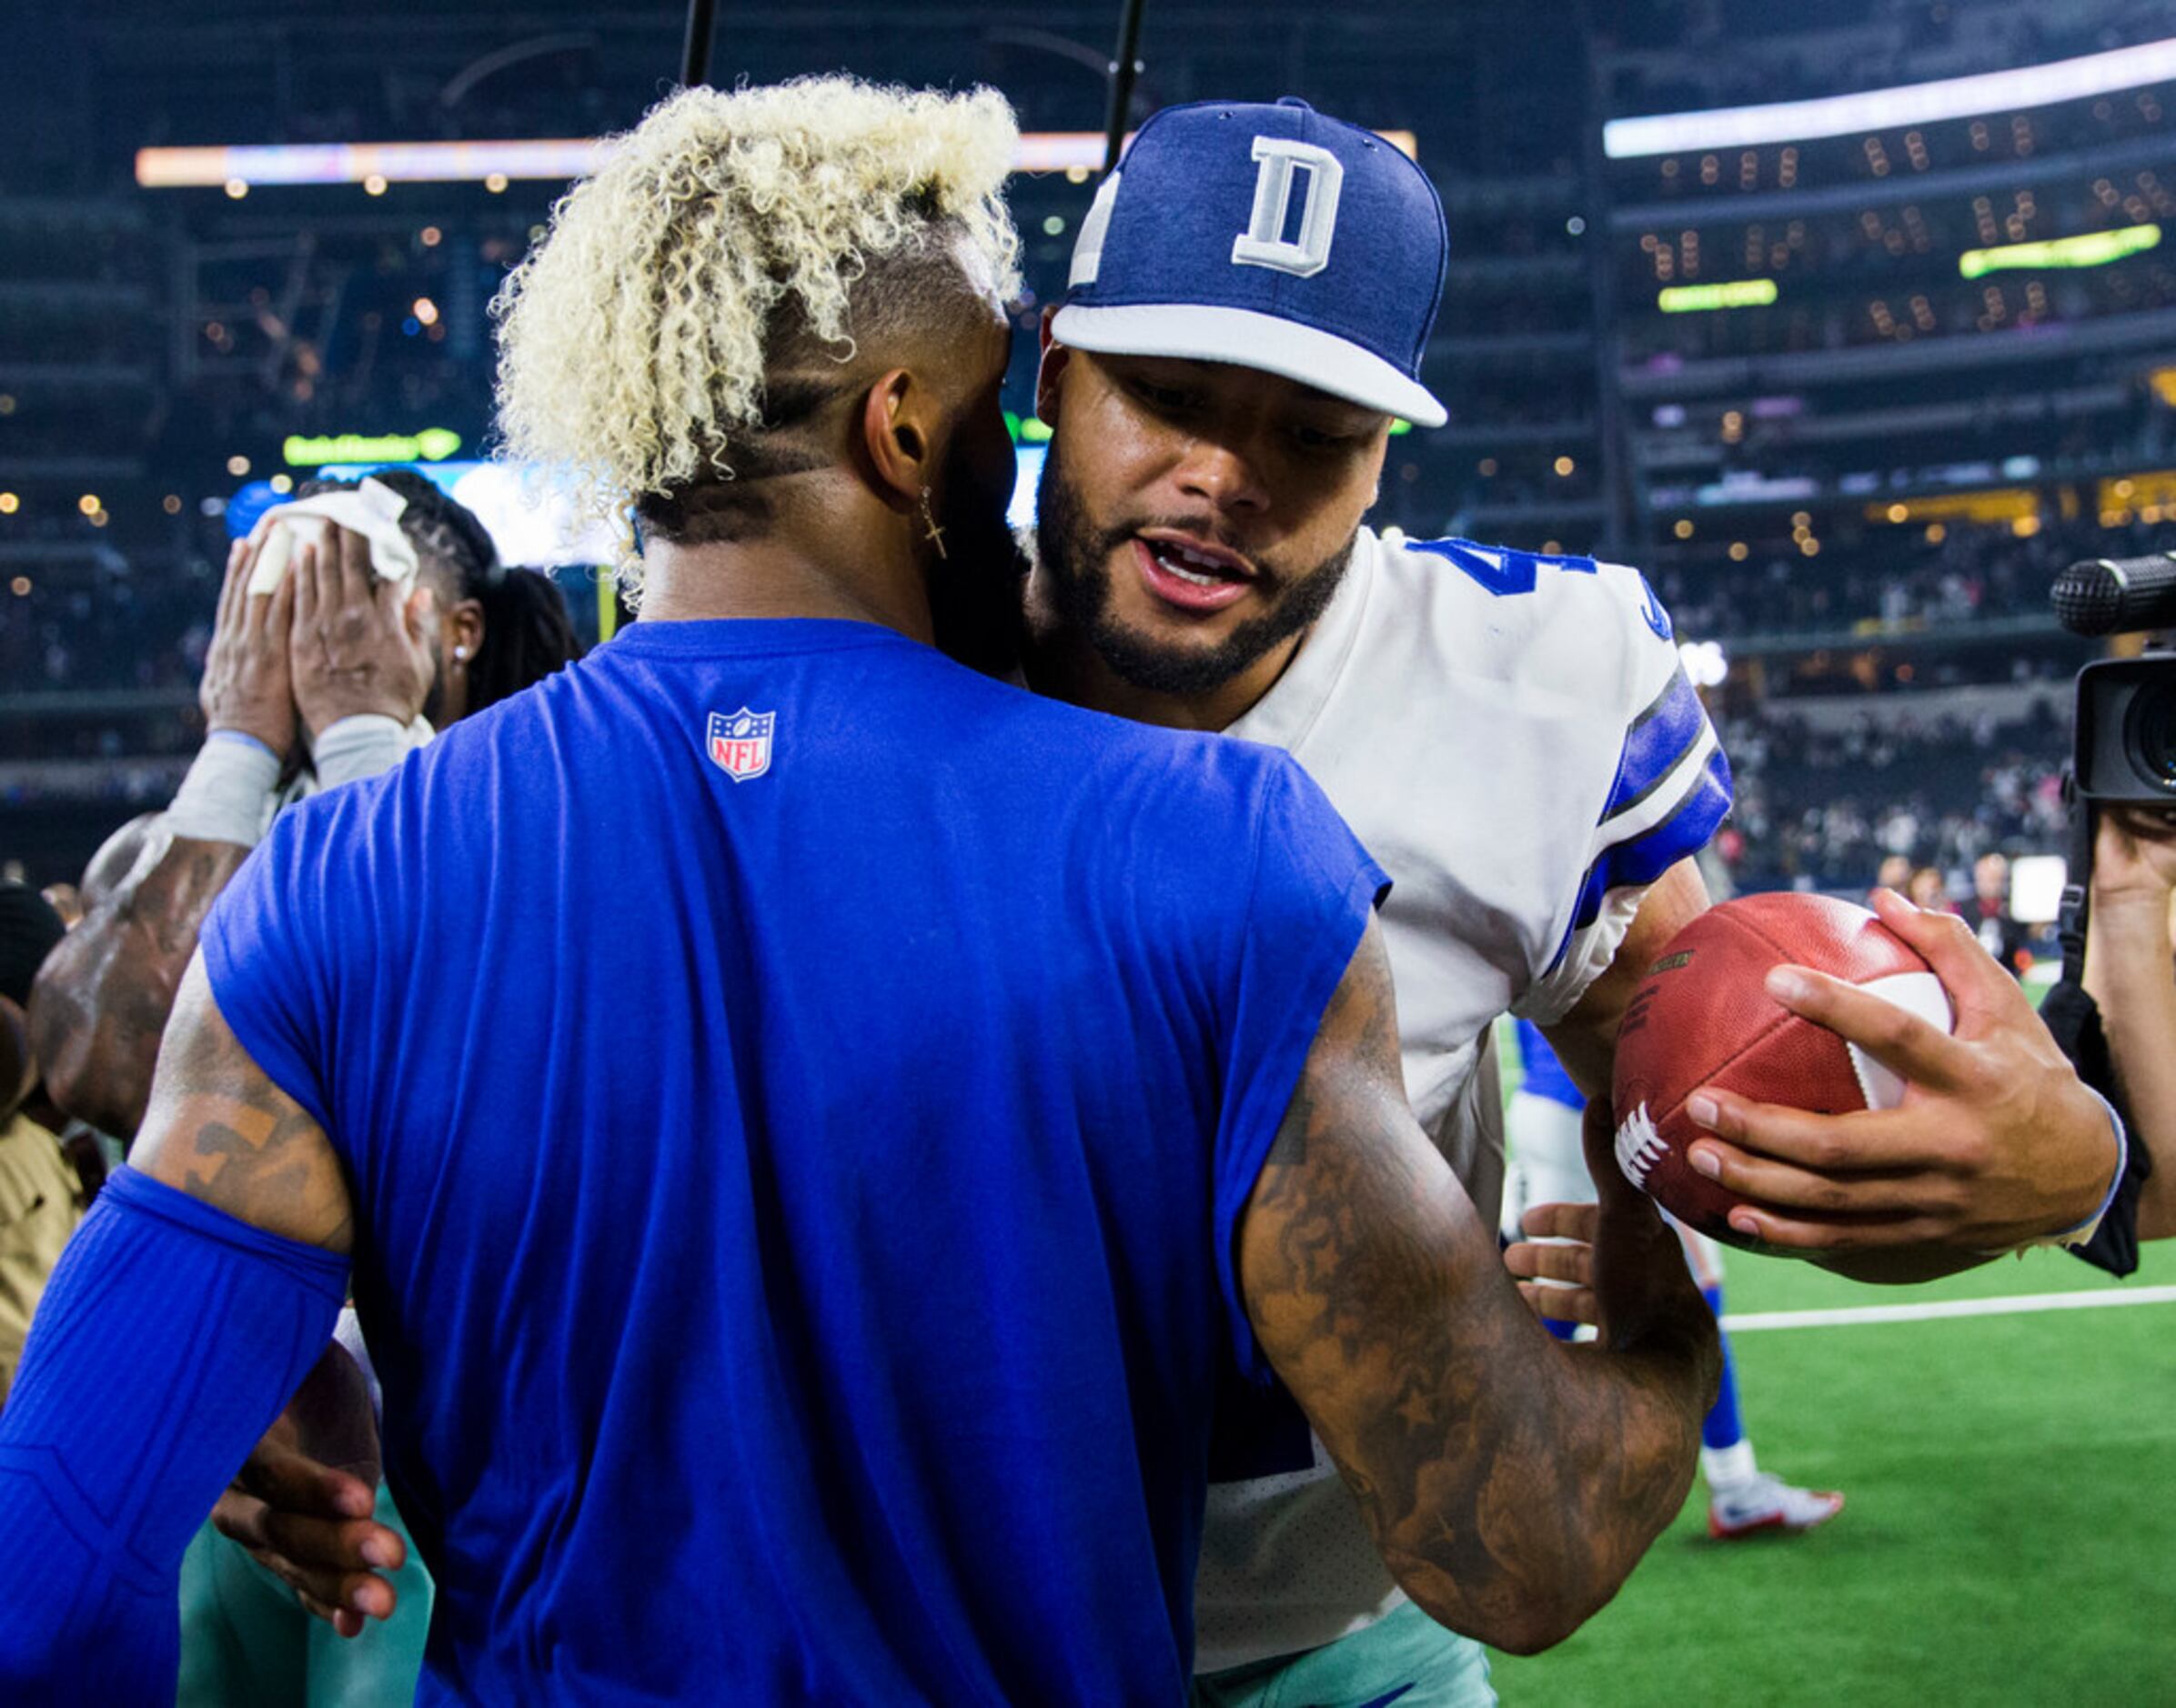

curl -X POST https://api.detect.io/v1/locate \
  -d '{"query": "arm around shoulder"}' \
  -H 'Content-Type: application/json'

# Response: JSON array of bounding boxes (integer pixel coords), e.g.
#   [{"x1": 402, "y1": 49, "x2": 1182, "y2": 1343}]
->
[{"x1": 1238, "y1": 915, "x2": 1718, "y2": 1654}]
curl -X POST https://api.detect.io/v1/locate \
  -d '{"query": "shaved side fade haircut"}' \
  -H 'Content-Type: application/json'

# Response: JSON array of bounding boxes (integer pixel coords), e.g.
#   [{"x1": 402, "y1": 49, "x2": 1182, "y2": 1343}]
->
[{"x1": 492, "y1": 76, "x2": 1022, "y2": 597}]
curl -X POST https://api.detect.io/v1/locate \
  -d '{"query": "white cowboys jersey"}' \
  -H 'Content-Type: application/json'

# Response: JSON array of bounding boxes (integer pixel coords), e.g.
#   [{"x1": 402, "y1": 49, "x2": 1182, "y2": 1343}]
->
[{"x1": 1194, "y1": 526, "x2": 1730, "y2": 1672}]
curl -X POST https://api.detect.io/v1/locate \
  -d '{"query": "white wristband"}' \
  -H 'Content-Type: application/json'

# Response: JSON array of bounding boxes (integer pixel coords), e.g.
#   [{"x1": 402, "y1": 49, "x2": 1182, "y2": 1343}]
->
[
  {"x1": 312, "y1": 713, "x2": 427, "y2": 790},
  {"x1": 164, "y1": 733, "x2": 281, "y2": 847}
]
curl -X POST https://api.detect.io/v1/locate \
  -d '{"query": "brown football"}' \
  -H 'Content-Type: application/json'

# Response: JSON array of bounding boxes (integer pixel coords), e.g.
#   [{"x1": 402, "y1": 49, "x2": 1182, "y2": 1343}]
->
[{"x1": 1609, "y1": 892, "x2": 1953, "y2": 1252}]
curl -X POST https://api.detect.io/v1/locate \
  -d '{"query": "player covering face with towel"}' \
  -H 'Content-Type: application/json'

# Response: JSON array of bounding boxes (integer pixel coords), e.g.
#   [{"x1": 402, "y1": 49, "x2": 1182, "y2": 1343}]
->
[{"x1": 0, "y1": 76, "x2": 1733, "y2": 1704}]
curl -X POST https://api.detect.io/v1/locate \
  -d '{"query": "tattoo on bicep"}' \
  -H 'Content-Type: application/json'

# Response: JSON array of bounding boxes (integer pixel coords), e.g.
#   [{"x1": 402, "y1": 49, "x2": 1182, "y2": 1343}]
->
[
  {"x1": 1247, "y1": 923, "x2": 1699, "y2": 1631},
  {"x1": 144, "y1": 979, "x2": 352, "y2": 1251},
  {"x1": 185, "y1": 1108, "x2": 338, "y2": 1230}
]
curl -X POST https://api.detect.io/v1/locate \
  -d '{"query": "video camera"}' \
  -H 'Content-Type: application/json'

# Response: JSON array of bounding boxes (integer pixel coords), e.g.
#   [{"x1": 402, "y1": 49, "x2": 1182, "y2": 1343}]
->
[{"x1": 2052, "y1": 551, "x2": 2176, "y2": 802}]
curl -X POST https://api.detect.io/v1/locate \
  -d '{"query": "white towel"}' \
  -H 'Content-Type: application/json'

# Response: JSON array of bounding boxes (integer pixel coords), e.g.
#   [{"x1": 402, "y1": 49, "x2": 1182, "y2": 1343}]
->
[{"x1": 247, "y1": 476, "x2": 420, "y2": 595}]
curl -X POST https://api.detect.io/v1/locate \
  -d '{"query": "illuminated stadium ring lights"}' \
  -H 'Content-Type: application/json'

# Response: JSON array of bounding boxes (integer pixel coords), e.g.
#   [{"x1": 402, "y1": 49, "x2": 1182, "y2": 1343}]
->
[
  {"x1": 1959, "y1": 222, "x2": 2161, "y2": 278},
  {"x1": 1604, "y1": 35, "x2": 2176, "y2": 158},
  {"x1": 138, "y1": 130, "x2": 1417, "y2": 189}
]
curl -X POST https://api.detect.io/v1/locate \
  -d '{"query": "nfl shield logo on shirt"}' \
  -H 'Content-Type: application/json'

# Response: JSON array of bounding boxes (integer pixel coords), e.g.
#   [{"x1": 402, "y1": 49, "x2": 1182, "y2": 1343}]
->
[{"x1": 706, "y1": 708, "x2": 775, "y2": 782}]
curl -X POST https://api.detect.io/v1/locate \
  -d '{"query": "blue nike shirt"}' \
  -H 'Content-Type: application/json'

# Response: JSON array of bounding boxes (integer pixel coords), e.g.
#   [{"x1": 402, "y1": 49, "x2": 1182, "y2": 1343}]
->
[{"x1": 201, "y1": 618, "x2": 1385, "y2": 1703}]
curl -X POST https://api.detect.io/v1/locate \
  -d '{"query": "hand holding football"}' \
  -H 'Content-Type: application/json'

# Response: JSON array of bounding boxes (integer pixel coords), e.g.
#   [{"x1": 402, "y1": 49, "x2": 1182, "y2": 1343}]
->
[{"x1": 1610, "y1": 893, "x2": 1955, "y2": 1251}]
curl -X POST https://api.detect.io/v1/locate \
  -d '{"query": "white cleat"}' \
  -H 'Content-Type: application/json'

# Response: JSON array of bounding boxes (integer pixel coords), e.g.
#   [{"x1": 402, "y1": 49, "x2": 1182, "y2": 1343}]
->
[{"x1": 1708, "y1": 1472, "x2": 1845, "y2": 1541}]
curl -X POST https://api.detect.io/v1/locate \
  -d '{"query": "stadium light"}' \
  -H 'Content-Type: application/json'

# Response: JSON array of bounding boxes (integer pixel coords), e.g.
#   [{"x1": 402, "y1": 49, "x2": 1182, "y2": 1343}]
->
[
  {"x1": 1679, "y1": 639, "x2": 1728, "y2": 688},
  {"x1": 1958, "y1": 222, "x2": 2161, "y2": 278},
  {"x1": 1604, "y1": 35, "x2": 2176, "y2": 158},
  {"x1": 1657, "y1": 279, "x2": 1778, "y2": 313},
  {"x1": 138, "y1": 130, "x2": 1418, "y2": 189}
]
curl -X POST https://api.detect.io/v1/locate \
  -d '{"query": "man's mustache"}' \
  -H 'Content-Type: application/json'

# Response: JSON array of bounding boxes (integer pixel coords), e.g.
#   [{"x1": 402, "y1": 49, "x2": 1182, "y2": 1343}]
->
[{"x1": 1096, "y1": 517, "x2": 1279, "y2": 587}]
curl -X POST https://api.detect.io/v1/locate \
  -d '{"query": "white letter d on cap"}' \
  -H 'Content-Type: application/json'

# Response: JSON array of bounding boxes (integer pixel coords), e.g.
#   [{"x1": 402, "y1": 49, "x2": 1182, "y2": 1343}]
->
[{"x1": 1231, "y1": 137, "x2": 1343, "y2": 278}]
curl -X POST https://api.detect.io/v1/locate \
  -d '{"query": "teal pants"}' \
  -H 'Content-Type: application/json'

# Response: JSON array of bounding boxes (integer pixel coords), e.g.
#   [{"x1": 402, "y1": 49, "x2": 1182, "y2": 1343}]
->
[
  {"x1": 176, "y1": 1481, "x2": 433, "y2": 1708},
  {"x1": 1194, "y1": 1601, "x2": 1497, "y2": 1708}
]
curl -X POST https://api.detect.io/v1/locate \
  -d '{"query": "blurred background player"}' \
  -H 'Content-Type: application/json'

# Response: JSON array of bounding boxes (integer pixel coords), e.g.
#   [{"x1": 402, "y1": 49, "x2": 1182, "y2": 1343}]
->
[{"x1": 1504, "y1": 1018, "x2": 1845, "y2": 1540}]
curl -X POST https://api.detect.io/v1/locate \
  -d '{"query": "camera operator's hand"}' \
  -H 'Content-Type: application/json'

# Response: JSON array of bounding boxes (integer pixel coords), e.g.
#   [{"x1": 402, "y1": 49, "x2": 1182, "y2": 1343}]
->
[
  {"x1": 2087, "y1": 807, "x2": 2176, "y2": 1244},
  {"x1": 198, "y1": 538, "x2": 299, "y2": 760},
  {"x1": 287, "y1": 519, "x2": 438, "y2": 739},
  {"x1": 1678, "y1": 888, "x2": 2119, "y2": 1262},
  {"x1": 2092, "y1": 806, "x2": 2176, "y2": 912}
]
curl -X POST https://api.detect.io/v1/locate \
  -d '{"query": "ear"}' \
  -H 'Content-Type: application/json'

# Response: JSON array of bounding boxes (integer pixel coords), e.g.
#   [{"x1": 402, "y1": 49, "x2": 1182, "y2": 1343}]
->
[
  {"x1": 1034, "y1": 307, "x2": 1073, "y2": 429},
  {"x1": 443, "y1": 596, "x2": 485, "y2": 663},
  {"x1": 857, "y1": 367, "x2": 934, "y2": 510}
]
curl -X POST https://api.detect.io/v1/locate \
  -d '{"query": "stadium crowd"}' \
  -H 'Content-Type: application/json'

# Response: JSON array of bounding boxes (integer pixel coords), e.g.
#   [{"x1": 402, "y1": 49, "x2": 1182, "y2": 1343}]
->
[
  {"x1": 1658, "y1": 510, "x2": 2156, "y2": 639},
  {"x1": 1717, "y1": 697, "x2": 2070, "y2": 891}
]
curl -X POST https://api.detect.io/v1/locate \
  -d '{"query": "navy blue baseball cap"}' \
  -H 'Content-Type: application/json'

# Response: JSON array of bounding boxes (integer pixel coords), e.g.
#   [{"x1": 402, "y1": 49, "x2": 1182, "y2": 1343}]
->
[{"x1": 1052, "y1": 97, "x2": 1449, "y2": 427}]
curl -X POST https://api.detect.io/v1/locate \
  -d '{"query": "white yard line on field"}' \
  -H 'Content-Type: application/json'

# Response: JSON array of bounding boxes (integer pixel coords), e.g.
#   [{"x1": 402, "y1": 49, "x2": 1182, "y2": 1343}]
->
[{"x1": 1722, "y1": 1284, "x2": 2176, "y2": 1332}]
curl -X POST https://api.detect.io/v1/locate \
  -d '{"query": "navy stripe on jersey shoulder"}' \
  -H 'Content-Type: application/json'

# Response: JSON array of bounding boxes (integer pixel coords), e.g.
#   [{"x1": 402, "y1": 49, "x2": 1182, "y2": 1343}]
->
[
  {"x1": 1600, "y1": 666, "x2": 1707, "y2": 826},
  {"x1": 1550, "y1": 746, "x2": 1733, "y2": 969}
]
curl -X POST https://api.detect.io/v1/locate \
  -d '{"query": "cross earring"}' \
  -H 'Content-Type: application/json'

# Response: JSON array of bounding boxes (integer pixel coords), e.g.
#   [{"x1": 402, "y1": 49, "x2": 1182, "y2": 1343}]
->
[{"x1": 919, "y1": 487, "x2": 948, "y2": 561}]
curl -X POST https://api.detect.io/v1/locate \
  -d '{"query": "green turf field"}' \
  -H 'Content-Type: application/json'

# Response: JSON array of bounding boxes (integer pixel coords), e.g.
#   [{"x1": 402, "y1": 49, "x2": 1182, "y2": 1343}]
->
[
  {"x1": 1488, "y1": 1240, "x2": 2176, "y2": 1705},
  {"x1": 1488, "y1": 1031, "x2": 2176, "y2": 1705}
]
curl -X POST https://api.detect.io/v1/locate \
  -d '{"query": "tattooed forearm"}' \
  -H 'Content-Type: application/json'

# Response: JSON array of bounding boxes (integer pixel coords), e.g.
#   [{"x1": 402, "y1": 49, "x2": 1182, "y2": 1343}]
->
[
  {"x1": 28, "y1": 834, "x2": 252, "y2": 1137},
  {"x1": 1240, "y1": 917, "x2": 1717, "y2": 1654},
  {"x1": 131, "y1": 955, "x2": 353, "y2": 1254}
]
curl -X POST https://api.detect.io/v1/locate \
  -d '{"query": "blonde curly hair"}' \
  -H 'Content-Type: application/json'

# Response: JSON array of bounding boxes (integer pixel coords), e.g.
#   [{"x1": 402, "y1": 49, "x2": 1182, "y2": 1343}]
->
[{"x1": 492, "y1": 75, "x2": 1023, "y2": 583}]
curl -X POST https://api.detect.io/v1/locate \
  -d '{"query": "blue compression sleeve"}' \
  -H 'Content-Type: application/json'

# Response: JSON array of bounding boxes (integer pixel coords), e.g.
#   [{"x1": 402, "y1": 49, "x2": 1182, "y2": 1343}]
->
[
  {"x1": 1699, "y1": 1282, "x2": 1747, "y2": 1452},
  {"x1": 0, "y1": 1167, "x2": 348, "y2": 1705}
]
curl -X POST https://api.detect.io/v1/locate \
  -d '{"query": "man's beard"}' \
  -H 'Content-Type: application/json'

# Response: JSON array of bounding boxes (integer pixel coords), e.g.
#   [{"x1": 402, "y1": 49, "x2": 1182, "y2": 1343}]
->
[
  {"x1": 929, "y1": 482, "x2": 1033, "y2": 678},
  {"x1": 1033, "y1": 438, "x2": 1355, "y2": 698}
]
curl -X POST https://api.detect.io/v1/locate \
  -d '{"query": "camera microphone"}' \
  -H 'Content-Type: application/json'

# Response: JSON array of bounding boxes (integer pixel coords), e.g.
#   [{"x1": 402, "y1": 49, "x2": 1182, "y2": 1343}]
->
[{"x1": 2051, "y1": 552, "x2": 2176, "y2": 636}]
